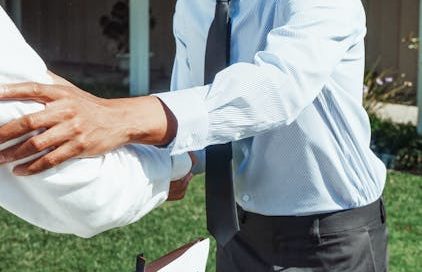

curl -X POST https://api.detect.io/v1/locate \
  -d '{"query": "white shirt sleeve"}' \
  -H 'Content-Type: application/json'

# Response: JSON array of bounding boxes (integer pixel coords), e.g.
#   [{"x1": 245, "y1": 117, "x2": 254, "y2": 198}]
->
[
  {"x1": 155, "y1": 0, "x2": 366, "y2": 155},
  {"x1": 0, "y1": 7, "x2": 192, "y2": 238}
]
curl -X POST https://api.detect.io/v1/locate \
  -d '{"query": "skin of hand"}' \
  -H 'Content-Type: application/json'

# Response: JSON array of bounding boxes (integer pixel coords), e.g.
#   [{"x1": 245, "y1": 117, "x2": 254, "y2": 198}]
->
[
  {"x1": 0, "y1": 78, "x2": 177, "y2": 176},
  {"x1": 167, "y1": 152, "x2": 197, "y2": 202}
]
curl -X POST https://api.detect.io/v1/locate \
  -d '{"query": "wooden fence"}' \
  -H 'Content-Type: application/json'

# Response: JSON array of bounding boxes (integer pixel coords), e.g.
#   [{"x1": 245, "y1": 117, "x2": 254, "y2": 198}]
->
[
  {"x1": 19, "y1": 0, "x2": 175, "y2": 75},
  {"x1": 2, "y1": 0, "x2": 421, "y2": 89},
  {"x1": 20, "y1": 0, "x2": 118, "y2": 66},
  {"x1": 364, "y1": 0, "x2": 419, "y2": 87}
]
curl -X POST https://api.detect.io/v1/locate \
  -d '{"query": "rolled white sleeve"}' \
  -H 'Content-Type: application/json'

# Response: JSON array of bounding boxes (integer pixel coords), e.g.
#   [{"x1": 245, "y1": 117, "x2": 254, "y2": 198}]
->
[{"x1": 155, "y1": 0, "x2": 366, "y2": 155}]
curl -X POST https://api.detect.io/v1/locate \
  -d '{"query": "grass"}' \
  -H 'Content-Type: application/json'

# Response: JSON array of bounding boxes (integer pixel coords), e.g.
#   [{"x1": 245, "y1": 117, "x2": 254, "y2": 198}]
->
[
  {"x1": 384, "y1": 172, "x2": 422, "y2": 272},
  {"x1": 0, "y1": 172, "x2": 420, "y2": 271}
]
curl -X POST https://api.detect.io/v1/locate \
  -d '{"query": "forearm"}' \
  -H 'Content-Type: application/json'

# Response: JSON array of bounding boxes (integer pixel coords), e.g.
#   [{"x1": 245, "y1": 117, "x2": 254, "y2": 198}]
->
[{"x1": 103, "y1": 96, "x2": 178, "y2": 146}]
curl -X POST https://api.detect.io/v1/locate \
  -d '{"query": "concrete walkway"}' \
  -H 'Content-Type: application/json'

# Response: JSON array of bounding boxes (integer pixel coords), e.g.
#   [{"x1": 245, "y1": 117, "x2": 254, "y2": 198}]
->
[{"x1": 375, "y1": 102, "x2": 419, "y2": 126}]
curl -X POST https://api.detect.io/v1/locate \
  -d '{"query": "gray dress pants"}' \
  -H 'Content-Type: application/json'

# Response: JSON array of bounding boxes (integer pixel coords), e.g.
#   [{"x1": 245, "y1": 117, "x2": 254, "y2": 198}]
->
[{"x1": 217, "y1": 198, "x2": 388, "y2": 272}]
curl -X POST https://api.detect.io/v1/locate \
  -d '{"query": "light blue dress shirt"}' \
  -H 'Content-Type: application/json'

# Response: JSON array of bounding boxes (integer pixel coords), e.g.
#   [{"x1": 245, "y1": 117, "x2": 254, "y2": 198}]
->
[{"x1": 155, "y1": 0, "x2": 387, "y2": 216}]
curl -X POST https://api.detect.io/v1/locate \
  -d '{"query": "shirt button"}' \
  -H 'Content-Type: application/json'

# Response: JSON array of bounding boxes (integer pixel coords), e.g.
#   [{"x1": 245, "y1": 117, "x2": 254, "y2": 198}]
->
[
  {"x1": 234, "y1": 132, "x2": 242, "y2": 139},
  {"x1": 242, "y1": 194, "x2": 250, "y2": 202}
]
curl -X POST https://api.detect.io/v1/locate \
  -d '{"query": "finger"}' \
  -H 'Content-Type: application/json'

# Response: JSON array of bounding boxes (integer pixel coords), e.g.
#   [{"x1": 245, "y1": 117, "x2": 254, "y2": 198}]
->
[
  {"x1": 0, "y1": 124, "x2": 70, "y2": 164},
  {"x1": 0, "y1": 83, "x2": 69, "y2": 103},
  {"x1": 13, "y1": 141, "x2": 81, "y2": 176},
  {"x1": 0, "y1": 107, "x2": 73, "y2": 144}
]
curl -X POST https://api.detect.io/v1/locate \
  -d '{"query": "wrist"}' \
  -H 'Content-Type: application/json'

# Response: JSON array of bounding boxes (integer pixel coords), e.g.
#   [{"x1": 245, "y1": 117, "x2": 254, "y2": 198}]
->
[{"x1": 108, "y1": 96, "x2": 177, "y2": 146}]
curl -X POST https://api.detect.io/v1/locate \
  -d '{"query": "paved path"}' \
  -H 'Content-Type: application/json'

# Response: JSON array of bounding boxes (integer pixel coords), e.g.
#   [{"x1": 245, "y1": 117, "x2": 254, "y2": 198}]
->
[{"x1": 376, "y1": 103, "x2": 418, "y2": 126}]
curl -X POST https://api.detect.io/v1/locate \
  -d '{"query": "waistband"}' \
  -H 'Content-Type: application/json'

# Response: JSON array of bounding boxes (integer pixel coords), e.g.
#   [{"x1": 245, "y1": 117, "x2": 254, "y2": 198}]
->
[{"x1": 237, "y1": 198, "x2": 386, "y2": 236}]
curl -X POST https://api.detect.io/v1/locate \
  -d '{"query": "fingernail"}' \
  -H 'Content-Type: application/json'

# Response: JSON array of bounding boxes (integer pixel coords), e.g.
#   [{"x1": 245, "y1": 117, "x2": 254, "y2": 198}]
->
[
  {"x1": 13, "y1": 167, "x2": 26, "y2": 176},
  {"x1": 0, "y1": 85, "x2": 5, "y2": 95},
  {"x1": 0, "y1": 154, "x2": 6, "y2": 164}
]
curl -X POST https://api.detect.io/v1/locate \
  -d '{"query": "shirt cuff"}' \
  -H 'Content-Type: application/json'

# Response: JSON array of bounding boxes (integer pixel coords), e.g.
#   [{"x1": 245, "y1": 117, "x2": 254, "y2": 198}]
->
[
  {"x1": 170, "y1": 153, "x2": 192, "y2": 181},
  {"x1": 153, "y1": 85, "x2": 210, "y2": 155}
]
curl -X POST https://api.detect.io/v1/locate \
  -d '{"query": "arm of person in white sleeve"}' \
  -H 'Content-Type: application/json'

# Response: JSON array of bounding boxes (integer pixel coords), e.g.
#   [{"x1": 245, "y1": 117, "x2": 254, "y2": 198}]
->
[{"x1": 0, "y1": 6, "x2": 192, "y2": 238}]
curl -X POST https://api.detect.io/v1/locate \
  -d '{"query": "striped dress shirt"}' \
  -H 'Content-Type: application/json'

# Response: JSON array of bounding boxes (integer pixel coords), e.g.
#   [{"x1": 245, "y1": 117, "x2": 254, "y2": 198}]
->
[{"x1": 155, "y1": 0, "x2": 387, "y2": 215}]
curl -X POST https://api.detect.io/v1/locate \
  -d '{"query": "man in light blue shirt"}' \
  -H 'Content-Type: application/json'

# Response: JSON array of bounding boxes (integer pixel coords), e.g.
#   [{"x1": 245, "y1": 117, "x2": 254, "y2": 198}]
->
[
  {"x1": 0, "y1": 0, "x2": 388, "y2": 271},
  {"x1": 158, "y1": 0, "x2": 386, "y2": 216}
]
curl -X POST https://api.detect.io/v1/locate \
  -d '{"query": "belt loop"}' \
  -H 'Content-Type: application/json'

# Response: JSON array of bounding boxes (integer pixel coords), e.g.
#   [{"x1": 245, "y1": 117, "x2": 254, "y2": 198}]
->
[
  {"x1": 237, "y1": 205, "x2": 247, "y2": 225},
  {"x1": 380, "y1": 198, "x2": 386, "y2": 224},
  {"x1": 311, "y1": 218, "x2": 321, "y2": 245}
]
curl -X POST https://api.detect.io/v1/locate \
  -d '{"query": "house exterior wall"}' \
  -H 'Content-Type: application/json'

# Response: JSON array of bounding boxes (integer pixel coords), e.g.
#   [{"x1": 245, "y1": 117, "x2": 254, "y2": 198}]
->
[
  {"x1": 7, "y1": 0, "x2": 422, "y2": 90},
  {"x1": 364, "y1": 0, "x2": 419, "y2": 88},
  {"x1": 21, "y1": 0, "x2": 118, "y2": 67},
  {"x1": 19, "y1": 0, "x2": 176, "y2": 78}
]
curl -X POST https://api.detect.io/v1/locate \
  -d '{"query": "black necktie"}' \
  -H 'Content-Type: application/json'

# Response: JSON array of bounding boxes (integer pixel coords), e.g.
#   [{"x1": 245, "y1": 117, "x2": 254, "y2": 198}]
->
[{"x1": 204, "y1": 0, "x2": 239, "y2": 247}]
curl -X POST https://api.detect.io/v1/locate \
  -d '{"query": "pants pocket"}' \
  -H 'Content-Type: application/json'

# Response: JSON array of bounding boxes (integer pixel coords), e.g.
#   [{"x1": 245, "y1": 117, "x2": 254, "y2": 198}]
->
[
  {"x1": 312, "y1": 227, "x2": 378, "y2": 272},
  {"x1": 367, "y1": 219, "x2": 388, "y2": 272}
]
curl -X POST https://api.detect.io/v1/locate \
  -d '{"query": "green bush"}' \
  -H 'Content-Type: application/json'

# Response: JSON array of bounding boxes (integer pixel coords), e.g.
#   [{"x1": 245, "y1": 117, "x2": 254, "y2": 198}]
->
[
  {"x1": 395, "y1": 138, "x2": 422, "y2": 173},
  {"x1": 370, "y1": 114, "x2": 422, "y2": 174}
]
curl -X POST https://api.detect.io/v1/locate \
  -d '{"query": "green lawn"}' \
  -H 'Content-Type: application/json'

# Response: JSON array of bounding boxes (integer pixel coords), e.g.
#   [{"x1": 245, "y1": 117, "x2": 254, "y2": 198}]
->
[{"x1": 0, "y1": 172, "x2": 420, "y2": 271}]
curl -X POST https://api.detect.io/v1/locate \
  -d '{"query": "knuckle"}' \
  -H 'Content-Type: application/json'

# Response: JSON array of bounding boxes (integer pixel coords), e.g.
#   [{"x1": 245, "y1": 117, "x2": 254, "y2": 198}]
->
[
  {"x1": 43, "y1": 156, "x2": 57, "y2": 167},
  {"x1": 73, "y1": 124, "x2": 83, "y2": 135},
  {"x1": 74, "y1": 138, "x2": 87, "y2": 152},
  {"x1": 28, "y1": 137, "x2": 45, "y2": 151},
  {"x1": 31, "y1": 83, "x2": 43, "y2": 96},
  {"x1": 23, "y1": 115, "x2": 37, "y2": 130},
  {"x1": 71, "y1": 119, "x2": 83, "y2": 134},
  {"x1": 62, "y1": 107, "x2": 77, "y2": 119}
]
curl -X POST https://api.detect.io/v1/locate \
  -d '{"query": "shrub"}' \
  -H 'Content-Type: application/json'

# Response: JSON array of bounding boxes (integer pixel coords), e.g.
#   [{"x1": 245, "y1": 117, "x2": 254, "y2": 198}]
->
[
  {"x1": 99, "y1": 0, "x2": 156, "y2": 55},
  {"x1": 369, "y1": 114, "x2": 422, "y2": 174},
  {"x1": 99, "y1": 0, "x2": 129, "y2": 54},
  {"x1": 395, "y1": 137, "x2": 422, "y2": 173}
]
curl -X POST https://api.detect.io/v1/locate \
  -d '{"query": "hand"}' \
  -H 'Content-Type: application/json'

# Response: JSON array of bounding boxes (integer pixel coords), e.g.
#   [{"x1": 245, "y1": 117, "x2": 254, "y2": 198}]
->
[
  {"x1": 0, "y1": 82, "x2": 177, "y2": 175},
  {"x1": 167, "y1": 152, "x2": 197, "y2": 201},
  {"x1": 167, "y1": 173, "x2": 194, "y2": 201}
]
